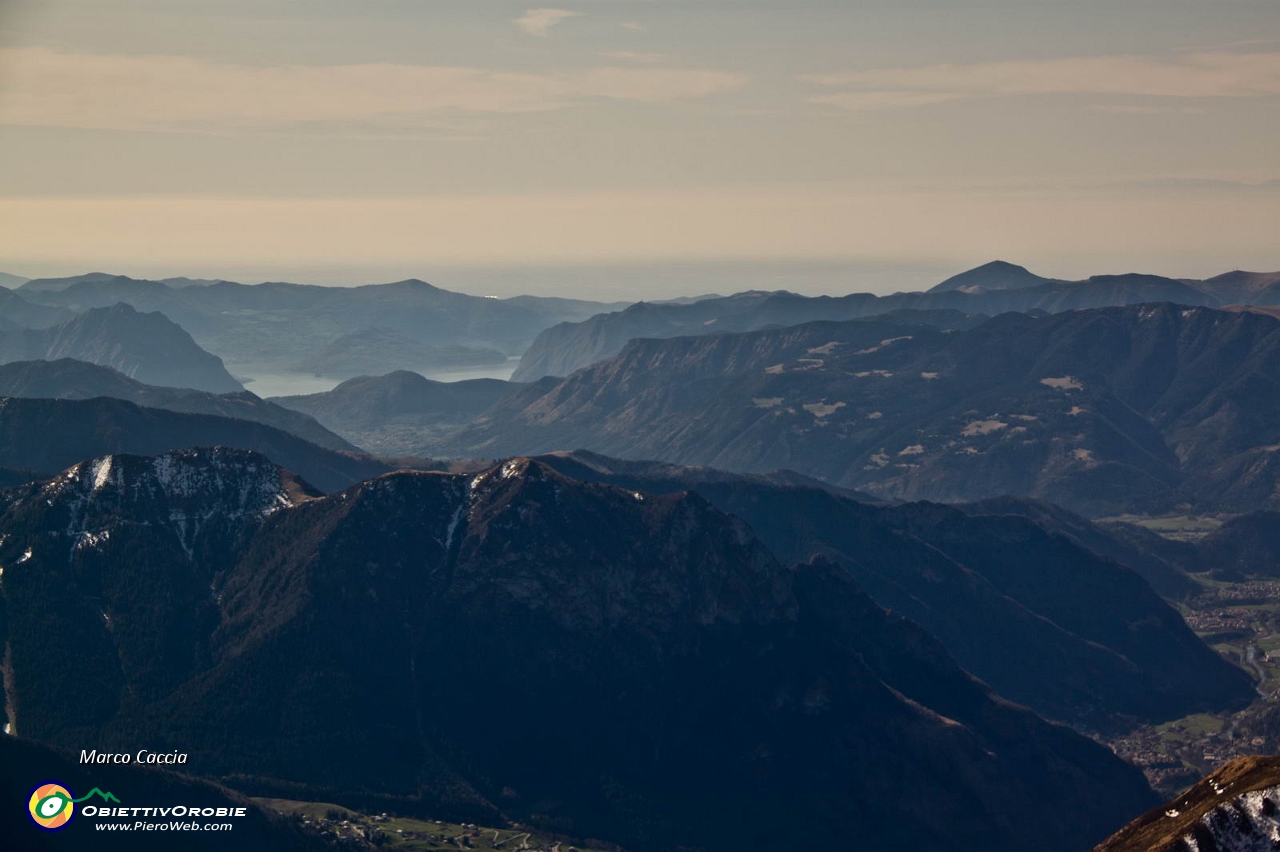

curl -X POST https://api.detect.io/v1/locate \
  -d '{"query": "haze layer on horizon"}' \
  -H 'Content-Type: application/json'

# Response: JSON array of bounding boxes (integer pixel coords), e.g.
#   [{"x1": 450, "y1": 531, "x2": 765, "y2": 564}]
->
[{"x1": 1, "y1": 0, "x2": 1278, "y2": 297}]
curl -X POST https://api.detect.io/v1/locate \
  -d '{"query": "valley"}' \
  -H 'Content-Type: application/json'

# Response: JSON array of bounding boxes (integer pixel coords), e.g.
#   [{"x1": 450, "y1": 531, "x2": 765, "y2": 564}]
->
[
  {"x1": 256, "y1": 800, "x2": 617, "y2": 852},
  {"x1": 1098, "y1": 520, "x2": 1280, "y2": 798}
]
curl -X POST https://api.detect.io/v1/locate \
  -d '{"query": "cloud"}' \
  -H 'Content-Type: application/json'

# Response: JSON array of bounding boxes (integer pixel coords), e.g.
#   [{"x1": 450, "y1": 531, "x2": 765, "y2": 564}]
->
[
  {"x1": 802, "y1": 51, "x2": 1280, "y2": 110},
  {"x1": 808, "y1": 91, "x2": 966, "y2": 111},
  {"x1": 621, "y1": 22, "x2": 645, "y2": 32},
  {"x1": 0, "y1": 48, "x2": 745, "y2": 134},
  {"x1": 601, "y1": 51, "x2": 668, "y2": 64},
  {"x1": 515, "y1": 8, "x2": 578, "y2": 37},
  {"x1": 1089, "y1": 104, "x2": 1205, "y2": 115}
]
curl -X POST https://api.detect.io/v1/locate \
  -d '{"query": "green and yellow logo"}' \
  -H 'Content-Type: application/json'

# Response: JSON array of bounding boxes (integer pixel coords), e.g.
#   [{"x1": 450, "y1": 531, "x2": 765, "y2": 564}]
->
[{"x1": 28, "y1": 783, "x2": 119, "y2": 830}]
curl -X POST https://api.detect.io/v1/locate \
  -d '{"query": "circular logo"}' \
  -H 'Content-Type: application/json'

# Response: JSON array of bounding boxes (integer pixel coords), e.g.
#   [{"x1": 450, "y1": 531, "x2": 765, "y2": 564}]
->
[{"x1": 28, "y1": 783, "x2": 74, "y2": 830}]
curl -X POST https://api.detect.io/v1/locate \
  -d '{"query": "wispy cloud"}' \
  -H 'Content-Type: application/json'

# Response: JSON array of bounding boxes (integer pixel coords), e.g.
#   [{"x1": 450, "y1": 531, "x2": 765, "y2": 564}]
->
[
  {"x1": 1090, "y1": 104, "x2": 1205, "y2": 115},
  {"x1": 621, "y1": 22, "x2": 645, "y2": 32},
  {"x1": 0, "y1": 48, "x2": 745, "y2": 135},
  {"x1": 802, "y1": 52, "x2": 1280, "y2": 110},
  {"x1": 515, "y1": 8, "x2": 578, "y2": 38},
  {"x1": 600, "y1": 51, "x2": 668, "y2": 64}
]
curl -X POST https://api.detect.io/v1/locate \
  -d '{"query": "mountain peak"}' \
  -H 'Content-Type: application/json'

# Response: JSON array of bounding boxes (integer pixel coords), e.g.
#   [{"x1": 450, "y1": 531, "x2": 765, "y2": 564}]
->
[
  {"x1": 927, "y1": 260, "x2": 1047, "y2": 293},
  {"x1": 43, "y1": 447, "x2": 314, "y2": 512}
]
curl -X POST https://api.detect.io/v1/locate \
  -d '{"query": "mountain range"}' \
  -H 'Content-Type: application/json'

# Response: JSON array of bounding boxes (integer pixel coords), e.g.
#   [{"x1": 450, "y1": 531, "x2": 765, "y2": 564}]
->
[
  {"x1": 0, "y1": 303, "x2": 243, "y2": 393},
  {"x1": 0, "y1": 396, "x2": 406, "y2": 492},
  {"x1": 0, "y1": 358, "x2": 355, "y2": 452},
  {"x1": 12, "y1": 273, "x2": 625, "y2": 379},
  {"x1": 513, "y1": 261, "x2": 1280, "y2": 380},
  {"x1": 0, "y1": 447, "x2": 1158, "y2": 852},
  {"x1": 442, "y1": 303, "x2": 1280, "y2": 517}
]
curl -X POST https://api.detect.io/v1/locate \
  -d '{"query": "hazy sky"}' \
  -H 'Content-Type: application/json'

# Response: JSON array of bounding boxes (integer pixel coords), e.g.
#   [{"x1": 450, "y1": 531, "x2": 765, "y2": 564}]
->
[{"x1": 1, "y1": 0, "x2": 1278, "y2": 295}]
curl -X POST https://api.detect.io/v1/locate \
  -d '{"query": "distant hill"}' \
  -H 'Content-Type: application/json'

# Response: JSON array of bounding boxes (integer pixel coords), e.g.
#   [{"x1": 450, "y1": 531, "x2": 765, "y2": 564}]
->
[
  {"x1": 1191, "y1": 269, "x2": 1280, "y2": 304},
  {"x1": 17, "y1": 273, "x2": 627, "y2": 379},
  {"x1": 160, "y1": 276, "x2": 236, "y2": 288},
  {"x1": 0, "y1": 396, "x2": 402, "y2": 492},
  {"x1": 272, "y1": 370, "x2": 521, "y2": 456},
  {"x1": 296, "y1": 327, "x2": 507, "y2": 379},
  {"x1": 0, "y1": 303, "x2": 243, "y2": 393},
  {"x1": 444, "y1": 304, "x2": 1280, "y2": 517},
  {"x1": 17, "y1": 271, "x2": 125, "y2": 292},
  {"x1": 926, "y1": 260, "x2": 1049, "y2": 293},
  {"x1": 512, "y1": 267, "x2": 1221, "y2": 380},
  {"x1": 533, "y1": 450, "x2": 1251, "y2": 729},
  {"x1": 0, "y1": 271, "x2": 29, "y2": 289},
  {"x1": 0, "y1": 449, "x2": 1157, "y2": 852},
  {"x1": 0, "y1": 359, "x2": 356, "y2": 452},
  {"x1": 0, "y1": 287, "x2": 74, "y2": 329}
]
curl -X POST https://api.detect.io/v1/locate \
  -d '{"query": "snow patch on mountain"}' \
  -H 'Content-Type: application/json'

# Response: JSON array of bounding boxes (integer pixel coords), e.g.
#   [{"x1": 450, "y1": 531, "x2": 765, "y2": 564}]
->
[{"x1": 1180, "y1": 785, "x2": 1280, "y2": 851}]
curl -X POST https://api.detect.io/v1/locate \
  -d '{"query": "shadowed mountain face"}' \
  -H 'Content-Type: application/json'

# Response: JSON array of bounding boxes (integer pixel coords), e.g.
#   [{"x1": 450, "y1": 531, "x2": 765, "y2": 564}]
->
[
  {"x1": 0, "y1": 449, "x2": 1156, "y2": 852},
  {"x1": 0, "y1": 396, "x2": 404, "y2": 492},
  {"x1": 531, "y1": 450, "x2": 1253, "y2": 729},
  {"x1": 444, "y1": 304, "x2": 1280, "y2": 517},
  {"x1": 1193, "y1": 511, "x2": 1280, "y2": 580},
  {"x1": 512, "y1": 265, "x2": 1230, "y2": 380},
  {"x1": 0, "y1": 359, "x2": 356, "y2": 452},
  {"x1": 0, "y1": 303, "x2": 242, "y2": 393},
  {"x1": 272, "y1": 370, "x2": 521, "y2": 457}
]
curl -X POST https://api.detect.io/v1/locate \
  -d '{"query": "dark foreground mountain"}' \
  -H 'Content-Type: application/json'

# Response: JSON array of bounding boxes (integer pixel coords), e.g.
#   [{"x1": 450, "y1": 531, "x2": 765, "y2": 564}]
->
[
  {"x1": 1094, "y1": 755, "x2": 1280, "y2": 852},
  {"x1": 512, "y1": 263, "x2": 1236, "y2": 380},
  {"x1": 533, "y1": 450, "x2": 1252, "y2": 728},
  {"x1": 0, "y1": 303, "x2": 242, "y2": 393},
  {"x1": 0, "y1": 736, "x2": 343, "y2": 852},
  {"x1": 0, "y1": 359, "x2": 356, "y2": 452},
  {"x1": 0, "y1": 449, "x2": 1156, "y2": 852},
  {"x1": 272, "y1": 371, "x2": 521, "y2": 456},
  {"x1": 0, "y1": 396, "x2": 403, "y2": 492},
  {"x1": 448, "y1": 304, "x2": 1280, "y2": 516}
]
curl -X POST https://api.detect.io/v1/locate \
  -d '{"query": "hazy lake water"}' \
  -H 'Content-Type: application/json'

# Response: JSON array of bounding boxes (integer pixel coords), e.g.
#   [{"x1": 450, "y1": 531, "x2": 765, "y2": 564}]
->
[{"x1": 240, "y1": 357, "x2": 520, "y2": 399}]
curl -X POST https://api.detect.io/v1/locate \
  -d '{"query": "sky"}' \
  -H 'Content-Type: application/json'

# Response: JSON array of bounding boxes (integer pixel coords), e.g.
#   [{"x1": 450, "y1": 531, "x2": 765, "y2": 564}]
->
[{"x1": 0, "y1": 0, "x2": 1278, "y2": 297}]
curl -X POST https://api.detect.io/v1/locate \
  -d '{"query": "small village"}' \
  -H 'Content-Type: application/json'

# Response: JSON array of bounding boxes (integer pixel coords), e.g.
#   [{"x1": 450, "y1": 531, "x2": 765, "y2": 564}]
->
[{"x1": 258, "y1": 798, "x2": 617, "y2": 852}]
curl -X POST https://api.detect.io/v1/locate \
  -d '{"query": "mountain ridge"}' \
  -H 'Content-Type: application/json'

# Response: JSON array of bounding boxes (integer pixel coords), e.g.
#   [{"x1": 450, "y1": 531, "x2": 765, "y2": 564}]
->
[
  {"x1": 0, "y1": 448, "x2": 1158, "y2": 852},
  {"x1": 0, "y1": 303, "x2": 242, "y2": 393},
  {"x1": 445, "y1": 303, "x2": 1280, "y2": 516},
  {"x1": 0, "y1": 358, "x2": 356, "y2": 452}
]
